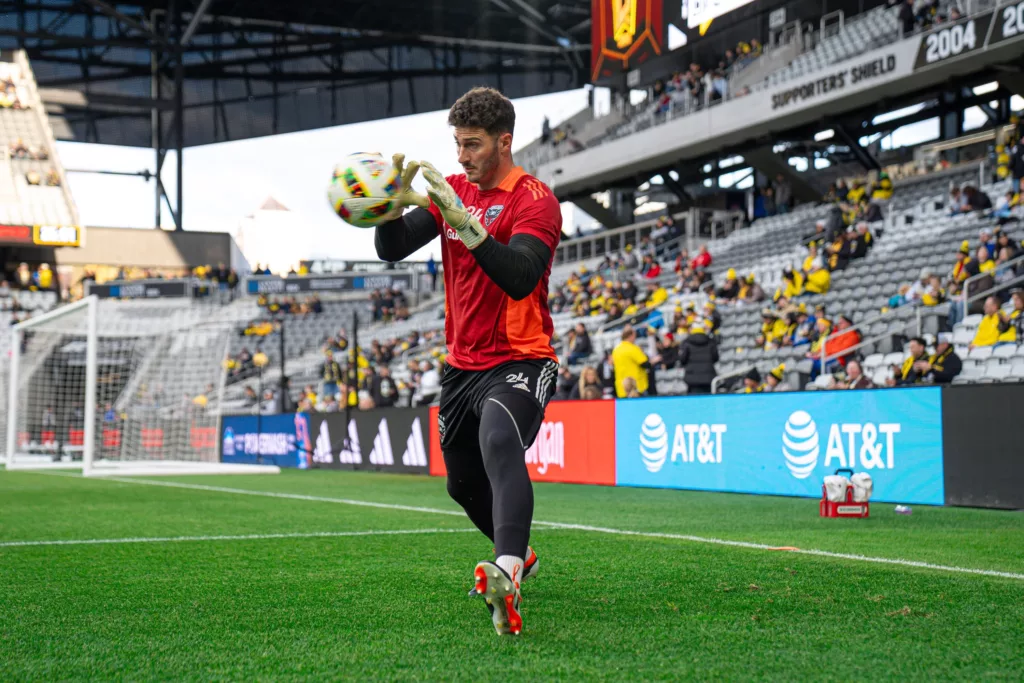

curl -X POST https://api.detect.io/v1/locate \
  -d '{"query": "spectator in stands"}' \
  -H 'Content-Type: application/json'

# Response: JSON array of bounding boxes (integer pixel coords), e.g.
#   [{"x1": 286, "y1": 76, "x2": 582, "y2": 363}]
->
[
  {"x1": 762, "y1": 364, "x2": 791, "y2": 392},
  {"x1": 829, "y1": 360, "x2": 874, "y2": 389},
  {"x1": 825, "y1": 231, "x2": 852, "y2": 272},
  {"x1": 716, "y1": 268, "x2": 741, "y2": 302},
  {"x1": 740, "y1": 273, "x2": 765, "y2": 303},
  {"x1": 774, "y1": 174, "x2": 793, "y2": 214},
  {"x1": 416, "y1": 360, "x2": 441, "y2": 406},
  {"x1": 804, "y1": 257, "x2": 831, "y2": 295},
  {"x1": 621, "y1": 377, "x2": 641, "y2": 398},
  {"x1": 690, "y1": 244, "x2": 712, "y2": 270},
  {"x1": 899, "y1": 0, "x2": 916, "y2": 35},
  {"x1": 889, "y1": 337, "x2": 930, "y2": 386},
  {"x1": 922, "y1": 275, "x2": 946, "y2": 306},
  {"x1": 33, "y1": 263, "x2": 53, "y2": 291},
  {"x1": 738, "y1": 368, "x2": 761, "y2": 394},
  {"x1": 808, "y1": 314, "x2": 858, "y2": 378},
  {"x1": 622, "y1": 244, "x2": 639, "y2": 269},
  {"x1": 971, "y1": 296, "x2": 1016, "y2": 347},
  {"x1": 992, "y1": 192, "x2": 1020, "y2": 225},
  {"x1": 320, "y1": 350, "x2": 343, "y2": 399},
  {"x1": 570, "y1": 366, "x2": 602, "y2": 400},
  {"x1": 920, "y1": 333, "x2": 962, "y2": 384},
  {"x1": 25, "y1": 170, "x2": 41, "y2": 186},
  {"x1": 566, "y1": 322, "x2": 593, "y2": 365},
  {"x1": 905, "y1": 268, "x2": 933, "y2": 303},
  {"x1": 243, "y1": 386, "x2": 258, "y2": 407},
  {"x1": 552, "y1": 366, "x2": 576, "y2": 401},
  {"x1": 979, "y1": 228, "x2": 998, "y2": 257},
  {"x1": 641, "y1": 255, "x2": 662, "y2": 279},
  {"x1": 871, "y1": 172, "x2": 893, "y2": 200},
  {"x1": 963, "y1": 186, "x2": 993, "y2": 213},
  {"x1": 372, "y1": 367, "x2": 399, "y2": 408},
  {"x1": 777, "y1": 267, "x2": 804, "y2": 300},
  {"x1": 612, "y1": 325, "x2": 650, "y2": 398},
  {"x1": 1005, "y1": 288, "x2": 1024, "y2": 340},
  {"x1": 850, "y1": 222, "x2": 874, "y2": 259},
  {"x1": 976, "y1": 245, "x2": 996, "y2": 274},
  {"x1": 702, "y1": 301, "x2": 721, "y2": 335},
  {"x1": 45, "y1": 168, "x2": 60, "y2": 186},
  {"x1": 678, "y1": 322, "x2": 718, "y2": 394},
  {"x1": 14, "y1": 262, "x2": 32, "y2": 290}
]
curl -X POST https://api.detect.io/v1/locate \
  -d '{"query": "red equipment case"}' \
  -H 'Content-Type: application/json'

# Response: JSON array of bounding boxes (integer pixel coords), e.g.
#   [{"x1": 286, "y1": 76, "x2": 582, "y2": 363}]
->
[{"x1": 819, "y1": 468, "x2": 869, "y2": 518}]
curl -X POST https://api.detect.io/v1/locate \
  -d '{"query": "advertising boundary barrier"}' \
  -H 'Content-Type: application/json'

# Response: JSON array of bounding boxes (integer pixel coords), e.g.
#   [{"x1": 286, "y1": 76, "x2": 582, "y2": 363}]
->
[
  {"x1": 941, "y1": 384, "x2": 1024, "y2": 509},
  {"x1": 221, "y1": 385, "x2": 1021, "y2": 509}
]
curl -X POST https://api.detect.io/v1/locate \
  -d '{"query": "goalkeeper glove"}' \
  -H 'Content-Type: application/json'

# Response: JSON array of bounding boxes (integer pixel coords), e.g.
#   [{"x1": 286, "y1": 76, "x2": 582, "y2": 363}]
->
[
  {"x1": 381, "y1": 153, "x2": 430, "y2": 221},
  {"x1": 420, "y1": 160, "x2": 488, "y2": 250}
]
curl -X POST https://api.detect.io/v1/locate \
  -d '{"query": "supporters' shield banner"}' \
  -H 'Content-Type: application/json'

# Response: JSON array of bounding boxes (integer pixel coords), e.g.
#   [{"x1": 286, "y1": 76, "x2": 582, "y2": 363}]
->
[
  {"x1": 246, "y1": 272, "x2": 413, "y2": 295},
  {"x1": 309, "y1": 408, "x2": 429, "y2": 474},
  {"x1": 220, "y1": 413, "x2": 313, "y2": 469},
  {"x1": 427, "y1": 400, "x2": 617, "y2": 486},
  {"x1": 615, "y1": 387, "x2": 944, "y2": 505}
]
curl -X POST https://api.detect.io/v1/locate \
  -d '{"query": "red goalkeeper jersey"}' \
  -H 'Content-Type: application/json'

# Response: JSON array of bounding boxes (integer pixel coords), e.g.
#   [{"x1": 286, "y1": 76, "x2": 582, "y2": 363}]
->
[{"x1": 426, "y1": 166, "x2": 562, "y2": 371}]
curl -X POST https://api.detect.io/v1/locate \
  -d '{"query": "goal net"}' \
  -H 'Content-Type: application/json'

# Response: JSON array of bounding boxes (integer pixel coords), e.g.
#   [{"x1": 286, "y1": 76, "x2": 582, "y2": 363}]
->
[{"x1": 4, "y1": 295, "x2": 279, "y2": 476}]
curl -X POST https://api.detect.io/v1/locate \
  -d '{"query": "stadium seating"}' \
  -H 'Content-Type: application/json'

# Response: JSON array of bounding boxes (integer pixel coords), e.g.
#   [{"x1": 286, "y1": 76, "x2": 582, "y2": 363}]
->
[
  {"x1": 0, "y1": 55, "x2": 79, "y2": 228},
  {"x1": 761, "y1": 7, "x2": 899, "y2": 91}
]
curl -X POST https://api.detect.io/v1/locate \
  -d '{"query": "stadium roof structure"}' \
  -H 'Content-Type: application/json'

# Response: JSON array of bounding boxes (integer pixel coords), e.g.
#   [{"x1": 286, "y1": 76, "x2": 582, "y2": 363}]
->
[
  {"x1": 3, "y1": 0, "x2": 590, "y2": 148},
  {"x1": 1, "y1": 0, "x2": 590, "y2": 228}
]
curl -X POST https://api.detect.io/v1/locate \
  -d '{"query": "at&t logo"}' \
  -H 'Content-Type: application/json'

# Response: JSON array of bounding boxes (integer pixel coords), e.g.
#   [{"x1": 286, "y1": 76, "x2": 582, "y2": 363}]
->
[
  {"x1": 639, "y1": 413, "x2": 727, "y2": 474},
  {"x1": 782, "y1": 411, "x2": 818, "y2": 479},
  {"x1": 639, "y1": 414, "x2": 668, "y2": 473},
  {"x1": 782, "y1": 410, "x2": 902, "y2": 479}
]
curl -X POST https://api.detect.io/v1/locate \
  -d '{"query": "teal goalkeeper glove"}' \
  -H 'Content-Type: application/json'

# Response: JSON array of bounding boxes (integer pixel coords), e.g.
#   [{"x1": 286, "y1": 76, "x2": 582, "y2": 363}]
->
[
  {"x1": 381, "y1": 153, "x2": 430, "y2": 221},
  {"x1": 420, "y1": 160, "x2": 488, "y2": 250}
]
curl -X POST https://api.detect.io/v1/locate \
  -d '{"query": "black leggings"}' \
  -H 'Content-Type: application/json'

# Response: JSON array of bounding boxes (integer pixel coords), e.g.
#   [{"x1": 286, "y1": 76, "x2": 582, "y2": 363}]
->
[{"x1": 442, "y1": 390, "x2": 543, "y2": 559}]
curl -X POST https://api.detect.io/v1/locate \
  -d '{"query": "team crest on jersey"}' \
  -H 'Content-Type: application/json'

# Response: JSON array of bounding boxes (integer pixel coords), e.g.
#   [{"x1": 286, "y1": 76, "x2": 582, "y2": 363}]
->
[{"x1": 484, "y1": 204, "x2": 505, "y2": 227}]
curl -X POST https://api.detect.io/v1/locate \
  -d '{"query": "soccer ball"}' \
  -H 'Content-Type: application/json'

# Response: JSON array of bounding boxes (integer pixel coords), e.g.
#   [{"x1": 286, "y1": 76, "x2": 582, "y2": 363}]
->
[{"x1": 327, "y1": 152, "x2": 401, "y2": 228}]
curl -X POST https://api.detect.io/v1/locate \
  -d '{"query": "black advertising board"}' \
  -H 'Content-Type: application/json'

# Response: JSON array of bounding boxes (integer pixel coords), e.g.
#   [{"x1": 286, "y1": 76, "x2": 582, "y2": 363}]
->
[
  {"x1": 309, "y1": 407, "x2": 429, "y2": 474},
  {"x1": 941, "y1": 383, "x2": 1024, "y2": 509},
  {"x1": 246, "y1": 272, "x2": 413, "y2": 295},
  {"x1": 86, "y1": 279, "x2": 191, "y2": 299},
  {"x1": 913, "y1": 11, "x2": 994, "y2": 70}
]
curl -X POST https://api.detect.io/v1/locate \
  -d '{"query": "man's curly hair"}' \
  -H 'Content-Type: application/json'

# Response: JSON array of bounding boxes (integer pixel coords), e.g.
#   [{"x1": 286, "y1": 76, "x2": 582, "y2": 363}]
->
[{"x1": 448, "y1": 87, "x2": 516, "y2": 137}]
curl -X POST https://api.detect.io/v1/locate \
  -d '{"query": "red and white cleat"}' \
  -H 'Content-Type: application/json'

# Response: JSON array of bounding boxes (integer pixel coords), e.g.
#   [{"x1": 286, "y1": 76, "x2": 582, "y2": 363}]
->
[
  {"x1": 522, "y1": 546, "x2": 540, "y2": 582},
  {"x1": 470, "y1": 561, "x2": 523, "y2": 636}
]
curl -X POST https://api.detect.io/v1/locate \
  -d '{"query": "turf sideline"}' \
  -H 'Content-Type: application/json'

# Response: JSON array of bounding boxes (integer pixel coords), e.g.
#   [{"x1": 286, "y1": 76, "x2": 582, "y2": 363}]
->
[
  {"x1": 0, "y1": 528, "x2": 478, "y2": 548},
  {"x1": 31, "y1": 473, "x2": 1024, "y2": 582}
]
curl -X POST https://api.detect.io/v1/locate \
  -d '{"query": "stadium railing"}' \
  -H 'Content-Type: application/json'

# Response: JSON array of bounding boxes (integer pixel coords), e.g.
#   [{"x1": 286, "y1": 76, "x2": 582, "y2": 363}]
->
[
  {"x1": 960, "y1": 253, "x2": 1024, "y2": 319},
  {"x1": 554, "y1": 208, "x2": 745, "y2": 266}
]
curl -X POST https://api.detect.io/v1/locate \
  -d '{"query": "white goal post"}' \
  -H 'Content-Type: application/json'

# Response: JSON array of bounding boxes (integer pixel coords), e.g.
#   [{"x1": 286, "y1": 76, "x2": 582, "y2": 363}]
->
[{"x1": 3, "y1": 295, "x2": 279, "y2": 477}]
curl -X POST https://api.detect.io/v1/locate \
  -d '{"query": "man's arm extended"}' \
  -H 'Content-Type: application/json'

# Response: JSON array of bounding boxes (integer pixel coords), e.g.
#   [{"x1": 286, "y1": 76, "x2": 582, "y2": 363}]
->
[
  {"x1": 471, "y1": 234, "x2": 551, "y2": 301},
  {"x1": 375, "y1": 207, "x2": 438, "y2": 262}
]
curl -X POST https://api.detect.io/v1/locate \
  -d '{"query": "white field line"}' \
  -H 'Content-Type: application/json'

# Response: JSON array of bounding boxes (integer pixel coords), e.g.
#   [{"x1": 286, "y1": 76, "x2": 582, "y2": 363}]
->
[
  {"x1": 0, "y1": 528, "x2": 478, "y2": 549},
  {"x1": 22, "y1": 473, "x2": 1024, "y2": 582}
]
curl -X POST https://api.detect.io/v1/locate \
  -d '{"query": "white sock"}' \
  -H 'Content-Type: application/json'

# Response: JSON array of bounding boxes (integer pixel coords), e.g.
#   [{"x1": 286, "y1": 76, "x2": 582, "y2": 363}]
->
[{"x1": 495, "y1": 554, "x2": 524, "y2": 585}]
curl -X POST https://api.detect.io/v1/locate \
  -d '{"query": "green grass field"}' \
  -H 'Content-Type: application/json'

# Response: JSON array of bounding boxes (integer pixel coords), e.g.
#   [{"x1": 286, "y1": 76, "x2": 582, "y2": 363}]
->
[{"x1": 1, "y1": 468, "x2": 1022, "y2": 681}]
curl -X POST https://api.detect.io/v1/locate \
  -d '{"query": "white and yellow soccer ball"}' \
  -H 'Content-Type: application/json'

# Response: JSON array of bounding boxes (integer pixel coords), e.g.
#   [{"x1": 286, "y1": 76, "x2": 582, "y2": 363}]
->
[{"x1": 327, "y1": 152, "x2": 401, "y2": 228}]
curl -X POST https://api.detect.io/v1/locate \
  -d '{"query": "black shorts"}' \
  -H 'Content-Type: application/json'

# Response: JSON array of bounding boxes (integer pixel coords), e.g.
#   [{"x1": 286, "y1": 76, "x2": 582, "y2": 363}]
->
[{"x1": 438, "y1": 358, "x2": 559, "y2": 451}]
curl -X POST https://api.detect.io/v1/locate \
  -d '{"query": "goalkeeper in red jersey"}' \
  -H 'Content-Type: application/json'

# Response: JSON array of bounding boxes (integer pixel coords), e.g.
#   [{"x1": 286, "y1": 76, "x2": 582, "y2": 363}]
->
[{"x1": 375, "y1": 87, "x2": 561, "y2": 636}]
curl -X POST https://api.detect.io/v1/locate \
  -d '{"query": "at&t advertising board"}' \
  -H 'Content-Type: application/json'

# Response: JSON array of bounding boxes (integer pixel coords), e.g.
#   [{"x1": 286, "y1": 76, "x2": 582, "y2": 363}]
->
[{"x1": 615, "y1": 388, "x2": 944, "y2": 504}]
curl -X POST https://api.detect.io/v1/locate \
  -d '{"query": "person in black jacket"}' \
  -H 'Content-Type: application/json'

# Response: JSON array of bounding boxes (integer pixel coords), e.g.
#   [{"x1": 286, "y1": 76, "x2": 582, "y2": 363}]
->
[
  {"x1": 371, "y1": 366, "x2": 399, "y2": 407},
  {"x1": 678, "y1": 323, "x2": 719, "y2": 394},
  {"x1": 921, "y1": 333, "x2": 962, "y2": 384},
  {"x1": 552, "y1": 366, "x2": 577, "y2": 401},
  {"x1": 566, "y1": 323, "x2": 593, "y2": 365}
]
